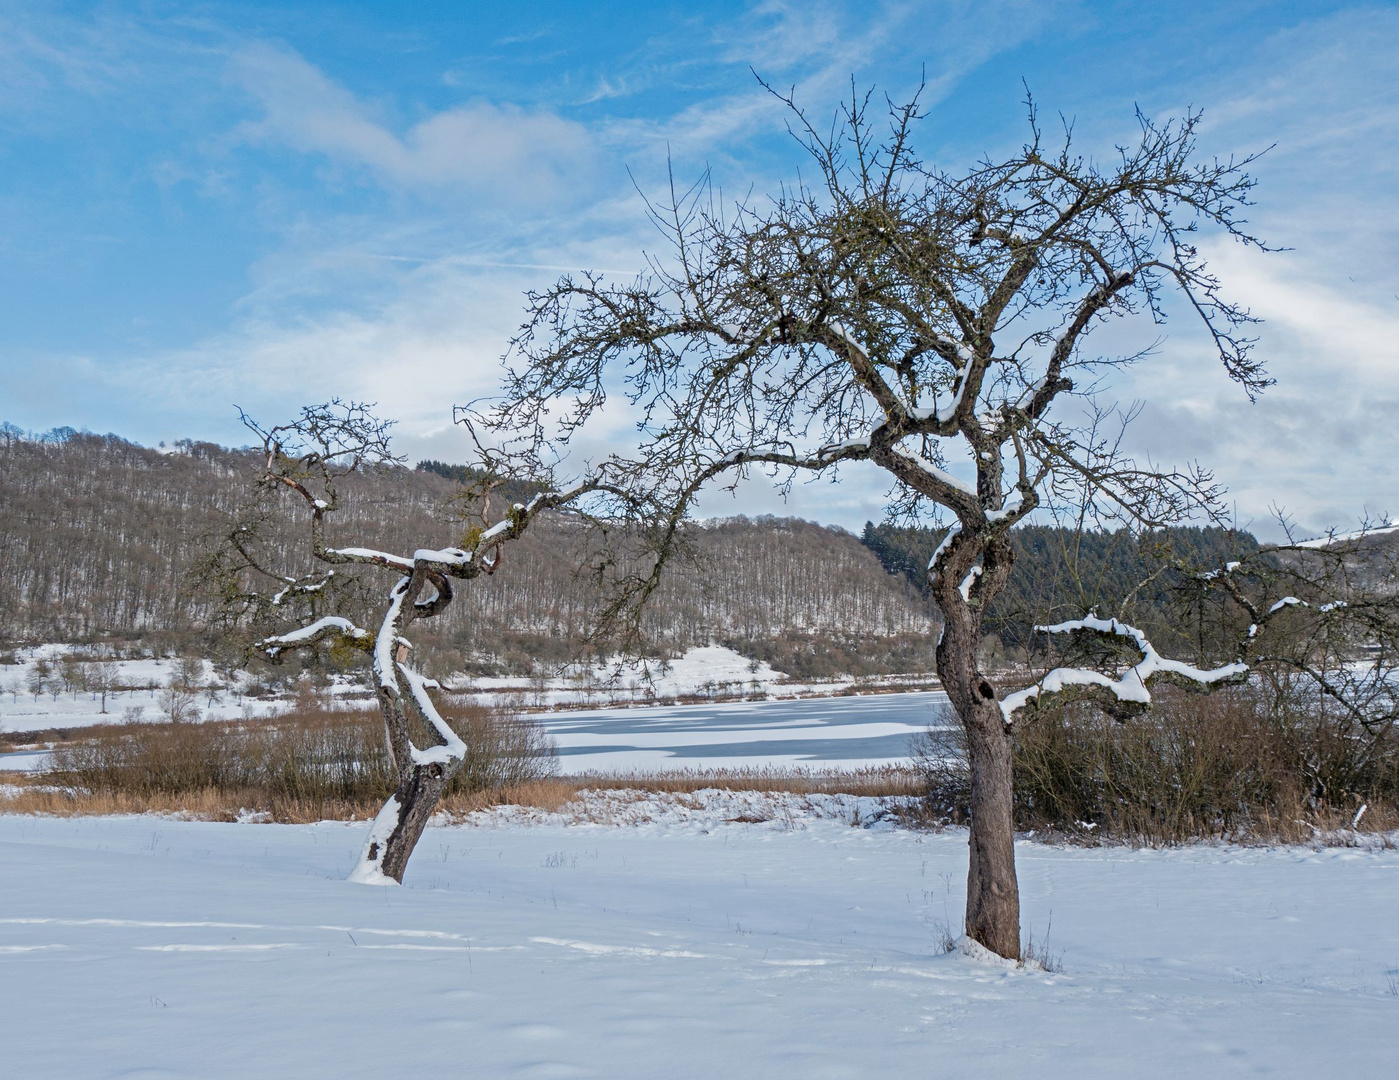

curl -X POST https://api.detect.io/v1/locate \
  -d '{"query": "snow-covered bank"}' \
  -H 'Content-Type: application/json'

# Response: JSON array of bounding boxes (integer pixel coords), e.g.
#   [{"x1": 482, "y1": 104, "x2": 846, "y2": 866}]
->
[
  {"x1": 0, "y1": 644, "x2": 941, "y2": 737},
  {"x1": 454, "y1": 646, "x2": 940, "y2": 710},
  {"x1": 1, "y1": 808, "x2": 1395, "y2": 1077}
]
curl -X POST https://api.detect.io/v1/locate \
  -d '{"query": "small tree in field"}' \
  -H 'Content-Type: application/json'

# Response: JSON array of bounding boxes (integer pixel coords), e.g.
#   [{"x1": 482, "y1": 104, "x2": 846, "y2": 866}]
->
[
  {"x1": 27, "y1": 659, "x2": 49, "y2": 702},
  {"x1": 159, "y1": 680, "x2": 200, "y2": 724},
  {"x1": 482, "y1": 85, "x2": 1282, "y2": 959},
  {"x1": 86, "y1": 660, "x2": 121, "y2": 714},
  {"x1": 208, "y1": 402, "x2": 626, "y2": 884}
]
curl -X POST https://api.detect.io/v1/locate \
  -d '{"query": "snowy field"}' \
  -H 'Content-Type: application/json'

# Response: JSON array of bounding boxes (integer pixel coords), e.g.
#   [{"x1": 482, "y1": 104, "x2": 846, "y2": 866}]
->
[
  {"x1": 0, "y1": 651, "x2": 282, "y2": 735},
  {"x1": 2, "y1": 798, "x2": 1395, "y2": 1078}
]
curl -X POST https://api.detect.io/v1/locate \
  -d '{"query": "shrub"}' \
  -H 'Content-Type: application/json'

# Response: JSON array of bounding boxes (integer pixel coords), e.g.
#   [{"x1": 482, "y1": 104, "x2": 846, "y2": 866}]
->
[
  {"x1": 914, "y1": 682, "x2": 1399, "y2": 842},
  {"x1": 46, "y1": 700, "x2": 556, "y2": 810}
]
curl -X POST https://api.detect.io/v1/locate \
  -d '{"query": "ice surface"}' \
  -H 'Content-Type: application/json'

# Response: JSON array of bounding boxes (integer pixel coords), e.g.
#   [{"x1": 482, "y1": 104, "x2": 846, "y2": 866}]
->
[
  {"x1": 536, "y1": 690, "x2": 951, "y2": 773},
  {"x1": 0, "y1": 807, "x2": 1395, "y2": 1077}
]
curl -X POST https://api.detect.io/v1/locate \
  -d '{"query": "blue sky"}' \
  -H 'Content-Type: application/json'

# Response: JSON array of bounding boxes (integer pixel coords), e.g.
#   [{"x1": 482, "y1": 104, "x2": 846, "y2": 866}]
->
[{"x1": 2, "y1": 1, "x2": 1396, "y2": 537}]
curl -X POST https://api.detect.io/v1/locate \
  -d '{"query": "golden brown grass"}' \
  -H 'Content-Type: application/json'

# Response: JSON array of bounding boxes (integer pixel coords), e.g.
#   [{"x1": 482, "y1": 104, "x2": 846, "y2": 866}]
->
[{"x1": 1, "y1": 760, "x2": 919, "y2": 823}]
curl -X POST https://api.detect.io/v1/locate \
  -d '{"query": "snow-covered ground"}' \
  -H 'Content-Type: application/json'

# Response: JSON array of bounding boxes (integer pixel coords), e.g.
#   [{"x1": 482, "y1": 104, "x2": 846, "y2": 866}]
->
[
  {"x1": 466, "y1": 644, "x2": 790, "y2": 705},
  {"x1": 0, "y1": 648, "x2": 284, "y2": 734},
  {"x1": 459, "y1": 644, "x2": 939, "y2": 710},
  {"x1": 2, "y1": 797, "x2": 1395, "y2": 1077}
]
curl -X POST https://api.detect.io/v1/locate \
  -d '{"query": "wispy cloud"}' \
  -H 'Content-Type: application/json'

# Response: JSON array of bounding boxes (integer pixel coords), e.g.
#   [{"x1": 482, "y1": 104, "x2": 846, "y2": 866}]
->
[
  {"x1": 1123, "y1": 242, "x2": 1399, "y2": 538},
  {"x1": 607, "y1": 0, "x2": 1068, "y2": 164},
  {"x1": 227, "y1": 42, "x2": 598, "y2": 202},
  {"x1": 1105, "y1": 6, "x2": 1399, "y2": 536}
]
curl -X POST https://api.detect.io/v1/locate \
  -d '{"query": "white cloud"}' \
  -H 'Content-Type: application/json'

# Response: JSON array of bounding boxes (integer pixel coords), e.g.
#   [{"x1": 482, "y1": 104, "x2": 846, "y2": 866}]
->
[
  {"x1": 8, "y1": 2, "x2": 1393, "y2": 544},
  {"x1": 227, "y1": 42, "x2": 597, "y2": 201},
  {"x1": 1121, "y1": 243, "x2": 1399, "y2": 538}
]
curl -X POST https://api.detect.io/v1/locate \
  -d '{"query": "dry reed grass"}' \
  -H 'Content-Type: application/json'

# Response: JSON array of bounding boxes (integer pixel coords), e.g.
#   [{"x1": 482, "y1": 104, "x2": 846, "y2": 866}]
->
[
  {"x1": 13, "y1": 696, "x2": 559, "y2": 821},
  {"x1": 3, "y1": 706, "x2": 919, "y2": 823},
  {"x1": 0, "y1": 768, "x2": 918, "y2": 823},
  {"x1": 0, "y1": 776, "x2": 590, "y2": 823}
]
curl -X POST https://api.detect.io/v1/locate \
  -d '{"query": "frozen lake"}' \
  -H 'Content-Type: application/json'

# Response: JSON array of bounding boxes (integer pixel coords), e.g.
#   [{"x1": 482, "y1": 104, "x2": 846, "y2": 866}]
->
[
  {"x1": 534, "y1": 690, "x2": 953, "y2": 772},
  {"x1": 0, "y1": 690, "x2": 956, "y2": 775}
]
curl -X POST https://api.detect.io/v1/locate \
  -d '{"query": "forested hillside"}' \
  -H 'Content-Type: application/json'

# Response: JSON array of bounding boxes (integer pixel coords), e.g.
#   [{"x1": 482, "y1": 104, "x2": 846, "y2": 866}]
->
[
  {"x1": 0, "y1": 428, "x2": 933, "y2": 675},
  {"x1": 1, "y1": 426, "x2": 1283, "y2": 676}
]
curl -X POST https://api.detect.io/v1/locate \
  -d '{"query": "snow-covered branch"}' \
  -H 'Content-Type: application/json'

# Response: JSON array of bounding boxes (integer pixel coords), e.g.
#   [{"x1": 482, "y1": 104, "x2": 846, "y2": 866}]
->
[
  {"x1": 926, "y1": 521, "x2": 962, "y2": 583},
  {"x1": 885, "y1": 446, "x2": 977, "y2": 500},
  {"x1": 322, "y1": 546, "x2": 416, "y2": 571},
  {"x1": 258, "y1": 616, "x2": 372, "y2": 660},
  {"x1": 399, "y1": 663, "x2": 466, "y2": 767},
  {"x1": 270, "y1": 571, "x2": 334, "y2": 607},
  {"x1": 1000, "y1": 615, "x2": 1247, "y2": 724}
]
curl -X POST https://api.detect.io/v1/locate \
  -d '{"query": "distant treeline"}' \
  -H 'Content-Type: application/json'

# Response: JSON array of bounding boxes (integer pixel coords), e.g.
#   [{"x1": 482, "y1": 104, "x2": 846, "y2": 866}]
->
[{"x1": 861, "y1": 521, "x2": 1262, "y2": 661}]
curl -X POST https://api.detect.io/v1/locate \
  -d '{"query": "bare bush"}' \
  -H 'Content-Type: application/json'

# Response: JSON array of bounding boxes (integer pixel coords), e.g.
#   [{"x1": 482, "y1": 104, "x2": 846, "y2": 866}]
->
[
  {"x1": 158, "y1": 683, "x2": 200, "y2": 724},
  {"x1": 46, "y1": 700, "x2": 556, "y2": 813},
  {"x1": 915, "y1": 683, "x2": 1399, "y2": 843},
  {"x1": 448, "y1": 708, "x2": 558, "y2": 793}
]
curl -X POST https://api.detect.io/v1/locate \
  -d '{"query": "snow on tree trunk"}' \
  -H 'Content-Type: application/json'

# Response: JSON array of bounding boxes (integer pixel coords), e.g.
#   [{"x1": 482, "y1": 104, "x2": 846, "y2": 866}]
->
[{"x1": 349, "y1": 765, "x2": 453, "y2": 885}]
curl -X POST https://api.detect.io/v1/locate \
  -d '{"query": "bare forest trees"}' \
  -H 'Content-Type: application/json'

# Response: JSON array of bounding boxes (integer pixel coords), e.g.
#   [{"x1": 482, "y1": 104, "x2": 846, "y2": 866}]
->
[
  {"x1": 210, "y1": 402, "x2": 628, "y2": 883},
  {"x1": 479, "y1": 83, "x2": 1338, "y2": 959},
  {"x1": 0, "y1": 431, "x2": 933, "y2": 667}
]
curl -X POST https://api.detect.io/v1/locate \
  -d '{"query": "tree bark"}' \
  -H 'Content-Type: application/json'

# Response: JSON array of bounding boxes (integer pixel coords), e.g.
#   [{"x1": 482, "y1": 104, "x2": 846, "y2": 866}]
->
[
  {"x1": 352, "y1": 762, "x2": 453, "y2": 884},
  {"x1": 961, "y1": 699, "x2": 1020, "y2": 958},
  {"x1": 348, "y1": 585, "x2": 464, "y2": 885},
  {"x1": 935, "y1": 558, "x2": 1021, "y2": 960}
]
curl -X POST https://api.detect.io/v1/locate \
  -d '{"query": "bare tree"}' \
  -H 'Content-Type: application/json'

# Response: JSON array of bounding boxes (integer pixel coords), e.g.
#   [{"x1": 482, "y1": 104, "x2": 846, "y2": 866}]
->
[
  {"x1": 26, "y1": 659, "x2": 48, "y2": 701},
  {"x1": 159, "y1": 680, "x2": 200, "y2": 724},
  {"x1": 216, "y1": 401, "x2": 629, "y2": 884},
  {"x1": 86, "y1": 660, "x2": 122, "y2": 714},
  {"x1": 1184, "y1": 518, "x2": 1399, "y2": 751},
  {"x1": 483, "y1": 83, "x2": 1282, "y2": 958},
  {"x1": 59, "y1": 654, "x2": 86, "y2": 699}
]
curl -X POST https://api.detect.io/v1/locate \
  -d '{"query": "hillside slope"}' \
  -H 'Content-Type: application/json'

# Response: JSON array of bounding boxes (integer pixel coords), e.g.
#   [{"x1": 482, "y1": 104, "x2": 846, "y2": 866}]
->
[{"x1": 0, "y1": 430, "x2": 933, "y2": 675}]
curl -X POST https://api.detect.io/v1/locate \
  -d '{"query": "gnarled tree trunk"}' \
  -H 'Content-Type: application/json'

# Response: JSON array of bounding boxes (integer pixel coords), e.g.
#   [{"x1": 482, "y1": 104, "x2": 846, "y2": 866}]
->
[
  {"x1": 933, "y1": 531, "x2": 1020, "y2": 959},
  {"x1": 349, "y1": 757, "x2": 455, "y2": 884},
  {"x1": 346, "y1": 571, "x2": 468, "y2": 884}
]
